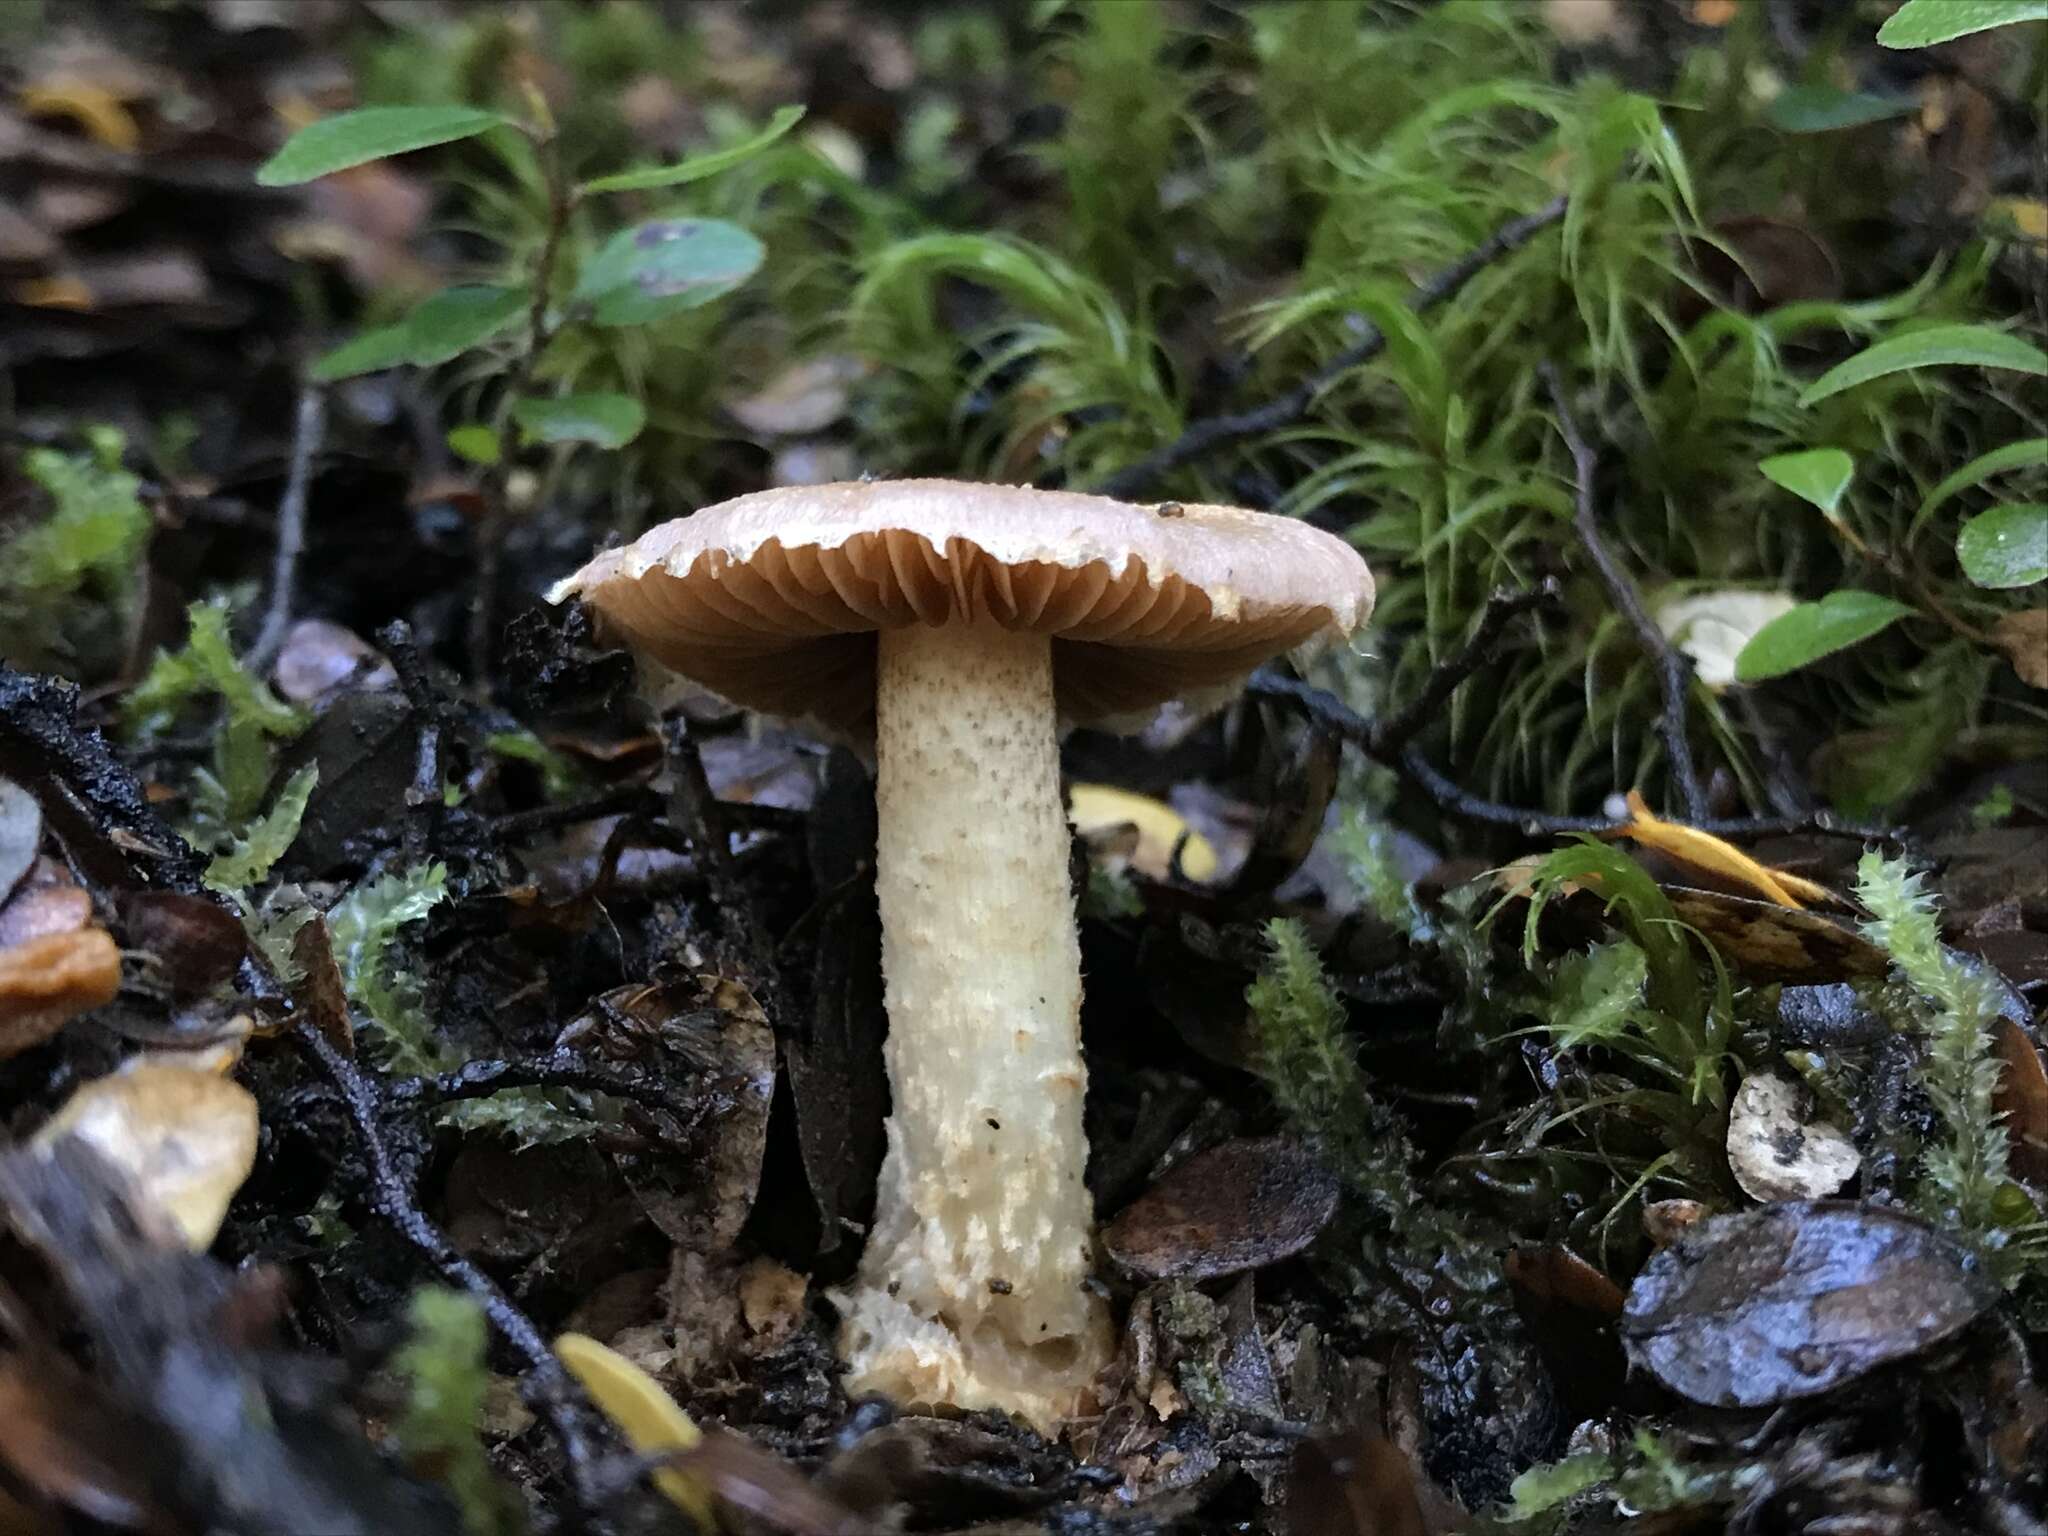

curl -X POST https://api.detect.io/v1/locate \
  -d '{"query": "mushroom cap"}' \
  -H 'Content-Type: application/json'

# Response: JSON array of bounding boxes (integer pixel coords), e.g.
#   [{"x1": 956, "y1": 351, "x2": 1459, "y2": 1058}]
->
[{"x1": 550, "y1": 479, "x2": 1373, "y2": 733}]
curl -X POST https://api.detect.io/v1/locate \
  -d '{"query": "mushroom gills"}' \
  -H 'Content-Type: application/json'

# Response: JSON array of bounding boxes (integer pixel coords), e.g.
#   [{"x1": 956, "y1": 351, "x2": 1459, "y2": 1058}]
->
[{"x1": 838, "y1": 616, "x2": 1111, "y2": 1430}]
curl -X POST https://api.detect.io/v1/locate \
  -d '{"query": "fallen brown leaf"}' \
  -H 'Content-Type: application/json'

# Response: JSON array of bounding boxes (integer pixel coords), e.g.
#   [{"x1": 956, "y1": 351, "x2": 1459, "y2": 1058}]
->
[{"x1": 1993, "y1": 608, "x2": 2048, "y2": 689}]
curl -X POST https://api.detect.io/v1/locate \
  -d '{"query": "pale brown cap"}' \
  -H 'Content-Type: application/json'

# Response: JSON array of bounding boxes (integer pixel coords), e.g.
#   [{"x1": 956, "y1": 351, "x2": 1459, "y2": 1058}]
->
[{"x1": 549, "y1": 479, "x2": 1373, "y2": 733}]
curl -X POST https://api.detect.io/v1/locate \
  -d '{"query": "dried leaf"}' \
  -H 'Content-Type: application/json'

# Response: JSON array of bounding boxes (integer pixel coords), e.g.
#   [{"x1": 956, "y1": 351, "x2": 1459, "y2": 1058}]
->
[
  {"x1": 119, "y1": 892, "x2": 246, "y2": 999},
  {"x1": 1993, "y1": 1018, "x2": 2048, "y2": 1187},
  {"x1": 1612, "y1": 790, "x2": 1833, "y2": 907},
  {"x1": 1663, "y1": 887, "x2": 1890, "y2": 984},
  {"x1": 1621, "y1": 1202, "x2": 1997, "y2": 1408},
  {"x1": 1725, "y1": 1071, "x2": 1861, "y2": 1202},
  {"x1": 31, "y1": 1066, "x2": 259, "y2": 1250},
  {"x1": 1992, "y1": 608, "x2": 2048, "y2": 688},
  {"x1": 0, "y1": 929, "x2": 121, "y2": 1056},
  {"x1": 1103, "y1": 1136, "x2": 1338, "y2": 1282}
]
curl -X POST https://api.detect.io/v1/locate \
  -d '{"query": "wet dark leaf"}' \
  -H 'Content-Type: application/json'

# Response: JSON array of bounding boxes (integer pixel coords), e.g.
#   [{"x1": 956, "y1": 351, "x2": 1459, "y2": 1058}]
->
[
  {"x1": 606, "y1": 974, "x2": 776, "y2": 1251},
  {"x1": 789, "y1": 750, "x2": 888, "y2": 1251},
  {"x1": 1216, "y1": 1274, "x2": 1284, "y2": 1418},
  {"x1": 1225, "y1": 702, "x2": 1341, "y2": 898},
  {"x1": 0, "y1": 773, "x2": 39, "y2": 901},
  {"x1": 1663, "y1": 887, "x2": 1890, "y2": 984},
  {"x1": 119, "y1": 890, "x2": 245, "y2": 998},
  {"x1": 1103, "y1": 1136, "x2": 1338, "y2": 1282},
  {"x1": 1621, "y1": 1202, "x2": 1998, "y2": 1408},
  {"x1": 277, "y1": 687, "x2": 415, "y2": 875}
]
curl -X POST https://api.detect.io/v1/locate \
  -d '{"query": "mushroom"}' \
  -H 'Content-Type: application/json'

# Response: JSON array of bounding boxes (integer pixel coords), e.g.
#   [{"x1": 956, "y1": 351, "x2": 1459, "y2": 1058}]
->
[{"x1": 551, "y1": 479, "x2": 1373, "y2": 1430}]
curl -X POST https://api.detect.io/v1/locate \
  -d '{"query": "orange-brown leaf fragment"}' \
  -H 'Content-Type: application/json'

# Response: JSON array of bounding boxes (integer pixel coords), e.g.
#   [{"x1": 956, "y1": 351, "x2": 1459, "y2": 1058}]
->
[
  {"x1": 1994, "y1": 1018, "x2": 2048, "y2": 1188},
  {"x1": 0, "y1": 929, "x2": 120, "y2": 1057}
]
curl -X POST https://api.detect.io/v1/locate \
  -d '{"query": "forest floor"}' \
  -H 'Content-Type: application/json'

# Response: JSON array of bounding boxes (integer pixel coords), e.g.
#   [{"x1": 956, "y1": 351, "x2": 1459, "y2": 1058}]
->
[{"x1": 1, "y1": 2, "x2": 2046, "y2": 1534}]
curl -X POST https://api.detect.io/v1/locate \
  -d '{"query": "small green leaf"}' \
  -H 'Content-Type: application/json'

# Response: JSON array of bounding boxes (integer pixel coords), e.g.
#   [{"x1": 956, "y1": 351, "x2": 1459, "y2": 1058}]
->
[
  {"x1": 511, "y1": 392, "x2": 645, "y2": 449},
  {"x1": 1735, "y1": 591, "x2": 1916, "y2": 683},
  {"x1": 1914, "y1": 438, "x2": 2048, "y2": 537},
  {"x1": 256, "y1": 105, "x2": 510, "y2": 186},
  {"x1": 206, "y1": 764, "x2": 318, "y2": 891},
  {"x1": 312, "y1": 322, "x2": 417, "y2": 382},
  {"x1": 1799, "y1": 324, "x2": 2048, "y2": 406},
  {"x1": 446, "y1": 425, "x2": 502, "y2": 466},
  {"x1": 1765, "y1": 86, "x2": 1917, "y2": 133},
  {"x1": 579, "y1": 104, "x2": 805, "y2": 195},
  {"x1": 573, "y1": 218, "x2": 764, "y2": 325},
  {"x1": 403, "y1": 285, "x2": 527, "y2": 364},
  {"x1": 1957, "y1": 504, "x2": 2048, "y2": 589},
  {"x1": 312, "y1": 286, "x2": 526, "y2": 382},
  {"x1": 1760, "y1": 448, "x2": 1854, "y2": 518},
  {"x1": 1878, "y1": 0, "x2": 2048, "y2": 48}
]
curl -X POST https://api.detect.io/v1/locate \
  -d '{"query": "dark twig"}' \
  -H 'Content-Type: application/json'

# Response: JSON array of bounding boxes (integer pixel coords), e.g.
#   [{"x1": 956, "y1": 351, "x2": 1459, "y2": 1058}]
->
[
  {"x1": 0, "y1": 667, "x2": 211, "y2": 894},
  {"x1": 1539, "y1": 361, "x2": 1709, "y2": 821},
  {"x1": 385, "y1": 1049, "x2": 690, "y2": 1117},
  {"x1": 247, "y1": 384, "x2": 326, "y2": 672},
  {"x1": 1091, "y1": 194, "x2": 1569, "y2": 500},
  {"x1": 289, "y1": 1019, "x2": 607, "y2": 1509},
  {"x1": 1368, "y1": 580, "x2": 1563, "y2": 758},
  {"x1": 1248, "y1": 647, "x2": 1907, "y2": 845},
  {"x1": 662, "y1": 716, "x2": 791, "y2": 1019},
  {"x1": 491, "y1": 786, "x2": 664, "y2": 840},
  {"x1": 376, "y1": 621, "x2": 445, "y2": 864}
]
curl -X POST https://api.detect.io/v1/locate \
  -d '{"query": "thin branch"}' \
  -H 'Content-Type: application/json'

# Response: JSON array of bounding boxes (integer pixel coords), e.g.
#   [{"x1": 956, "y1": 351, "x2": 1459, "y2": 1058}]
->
[
  {"x1": 247, "y1": 384, "x2": 326, "y2": 671},
  {"x1": 1091, "y1": 194, "x2": 1569, "y2": 500},
  {"x1": 385, "y1": 1049, "x2": 690, "y2": 1117},
  {"x1": 491, "y1": 786, "x2": 664, "y2": 840},
  {"x1": 1368, "y1": 580, "x2": 1563, "y2": 758},
  {"x1": 289, "y1": 1019, "x2": 606, "y2": 1509},
  {"x1": 1247, "y1": 637, "x2": 1907, "y2": 846},
  {"x1": 1539, "y1": 361, "x2": 1709, "y2": 821}
]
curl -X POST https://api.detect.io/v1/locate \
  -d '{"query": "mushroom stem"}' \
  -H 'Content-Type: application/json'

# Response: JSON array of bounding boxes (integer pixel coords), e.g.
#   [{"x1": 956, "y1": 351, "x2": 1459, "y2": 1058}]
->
[{"x1": 838, "y1": 617, "x2": 1111, "y2": 1429}]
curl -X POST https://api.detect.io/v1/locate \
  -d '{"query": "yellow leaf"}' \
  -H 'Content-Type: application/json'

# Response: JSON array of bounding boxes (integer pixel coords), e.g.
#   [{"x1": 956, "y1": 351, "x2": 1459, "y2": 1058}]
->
[
  {"x1": 1067, "y1": 784, "x2": 1218, "y2": 882},
  {"x1": 1610, "y1": 790, "x2": 1836, "y2": 909},
  {"x1": 9, "y1": 276, "x2": 94, "y2": 311},
  {"x1": 1989, "y1": 199, "x2": 2048, "y2": 241},
  {"x1": 555, "y1": 1333, "x2": 714, "y2": 1527},
  {"x1": 31, "y1": 1065, "x2": 258, "y2": 1251},
  {"x1": 18, "y1": 81, "x2": 140, "y2": 153}
]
